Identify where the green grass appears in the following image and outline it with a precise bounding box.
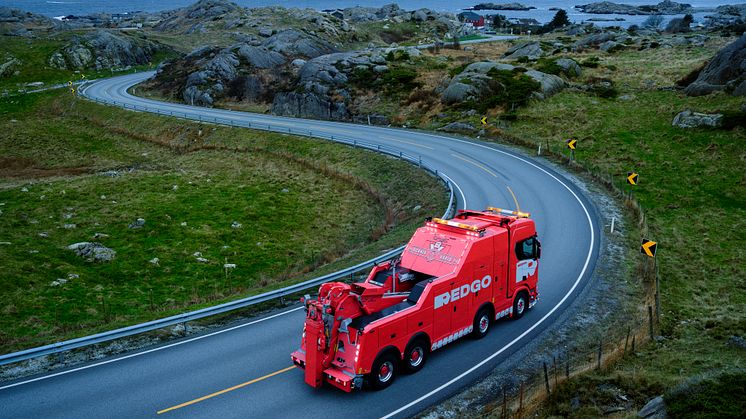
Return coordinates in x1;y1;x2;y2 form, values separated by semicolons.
0;91;447;353
445;34;490;42
502;39;746;414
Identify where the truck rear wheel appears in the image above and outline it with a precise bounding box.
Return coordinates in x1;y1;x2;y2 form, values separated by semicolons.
472;307;492;339
369;352;398;390
402;339;428;374
512;292;528;320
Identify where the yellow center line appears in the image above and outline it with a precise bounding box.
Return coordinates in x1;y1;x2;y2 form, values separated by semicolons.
450;153;497;178
157;365;296;415
507;186;521;211
381;136;434;150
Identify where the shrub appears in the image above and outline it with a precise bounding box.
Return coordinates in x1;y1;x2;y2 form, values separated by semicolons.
535;58;563;76
382;67;421;92
482;68;541;111
581;56;601;68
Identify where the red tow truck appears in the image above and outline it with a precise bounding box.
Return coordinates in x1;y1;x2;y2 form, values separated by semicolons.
291;207;541;391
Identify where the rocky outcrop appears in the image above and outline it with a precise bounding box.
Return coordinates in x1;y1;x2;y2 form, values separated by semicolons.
472;3;536;11
576;1;697;15
684;34;746;96
262;29;336;58
49;30;166;70
438;122;476;133
155;0;241;32
672;110;724;128
442;61;565;104
503;41;543;60
555;58;582;77
271;92;349;120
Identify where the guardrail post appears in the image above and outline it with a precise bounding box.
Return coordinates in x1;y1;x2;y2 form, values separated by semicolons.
418;156;422;168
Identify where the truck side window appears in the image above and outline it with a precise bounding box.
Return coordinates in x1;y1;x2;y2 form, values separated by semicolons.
516;237;536;261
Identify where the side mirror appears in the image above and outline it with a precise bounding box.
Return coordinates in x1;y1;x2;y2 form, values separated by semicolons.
534;240;542;259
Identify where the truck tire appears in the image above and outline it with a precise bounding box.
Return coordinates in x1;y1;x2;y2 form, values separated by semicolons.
512;291;529;320
472;307;492;339
402;339;428;374
369;352;398;390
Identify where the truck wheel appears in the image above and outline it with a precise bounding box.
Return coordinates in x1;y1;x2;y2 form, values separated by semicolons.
512;292;528;320
402;339;428;374
369;352;398;390
472;307;491;339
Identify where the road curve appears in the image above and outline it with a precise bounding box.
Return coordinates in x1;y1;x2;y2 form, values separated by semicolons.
0;72;601;419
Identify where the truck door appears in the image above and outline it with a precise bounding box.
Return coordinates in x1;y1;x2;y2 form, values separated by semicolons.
432;282;453;346
508;228;540;297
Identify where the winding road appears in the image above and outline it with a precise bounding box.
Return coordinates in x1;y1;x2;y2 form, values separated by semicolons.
0;72;601;419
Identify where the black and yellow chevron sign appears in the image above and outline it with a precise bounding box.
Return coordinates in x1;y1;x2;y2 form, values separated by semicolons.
481;116;487;125
627;172;639;185
566;139;577;150
641;239;657;258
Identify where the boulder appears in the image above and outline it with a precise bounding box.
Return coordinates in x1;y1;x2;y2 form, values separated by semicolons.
555;58;582;77
0;57;21;77
525;70;566;99
637;395;667;419
503;41;543;60
684;34;746;97
672;110;723;128
68;242;116;263
599;40;622;52
573;32;617;49
438;122;476;133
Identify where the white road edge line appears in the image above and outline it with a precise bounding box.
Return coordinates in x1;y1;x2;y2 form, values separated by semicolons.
0;307;304;391
381;143;596;419
83;74;597;417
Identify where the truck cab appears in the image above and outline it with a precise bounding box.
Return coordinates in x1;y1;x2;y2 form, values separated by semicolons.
291;208;540;392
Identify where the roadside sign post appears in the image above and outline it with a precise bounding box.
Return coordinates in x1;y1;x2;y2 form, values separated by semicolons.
566;139;577;161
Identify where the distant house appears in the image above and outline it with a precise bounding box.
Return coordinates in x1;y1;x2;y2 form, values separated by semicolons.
458;11;485;28
509;18;541;26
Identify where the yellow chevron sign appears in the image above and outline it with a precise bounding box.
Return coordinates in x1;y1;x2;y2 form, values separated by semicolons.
641;239;657;257
627;172;639;185
566;139;577;150
481;116;487;125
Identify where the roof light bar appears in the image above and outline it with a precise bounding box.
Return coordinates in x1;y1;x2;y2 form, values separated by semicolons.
487;207;531;218
431;217;481;232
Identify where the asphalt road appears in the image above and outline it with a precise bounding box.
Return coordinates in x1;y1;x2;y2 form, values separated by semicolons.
0;72;601;419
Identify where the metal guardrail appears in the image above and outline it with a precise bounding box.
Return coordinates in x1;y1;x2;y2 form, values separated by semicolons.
0;92;456;367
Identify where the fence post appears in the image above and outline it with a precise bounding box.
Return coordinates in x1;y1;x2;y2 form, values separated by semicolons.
655;260;661;320
632;335;636;353
624;327;630;356
501;386;507;418
597;338;602;370
519;381;524;412
565;351;570;378
543;361;550;395
648;306;654;340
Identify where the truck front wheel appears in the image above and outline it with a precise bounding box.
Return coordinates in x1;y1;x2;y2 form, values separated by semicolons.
369;352;398;390
512;291;529;320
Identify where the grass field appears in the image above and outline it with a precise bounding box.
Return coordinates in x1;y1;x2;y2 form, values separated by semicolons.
499;39;746;414
0;91;447;353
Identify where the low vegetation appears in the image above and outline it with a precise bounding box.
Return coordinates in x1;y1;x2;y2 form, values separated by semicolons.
0;91;447;353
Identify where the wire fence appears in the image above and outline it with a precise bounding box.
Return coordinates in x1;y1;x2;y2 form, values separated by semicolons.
469;134;659;418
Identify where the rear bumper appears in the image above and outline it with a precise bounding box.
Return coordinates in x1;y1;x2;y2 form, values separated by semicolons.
291;350;362;392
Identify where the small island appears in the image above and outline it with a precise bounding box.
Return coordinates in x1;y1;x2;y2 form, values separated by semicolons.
469;3;537;11
574;0;708;15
